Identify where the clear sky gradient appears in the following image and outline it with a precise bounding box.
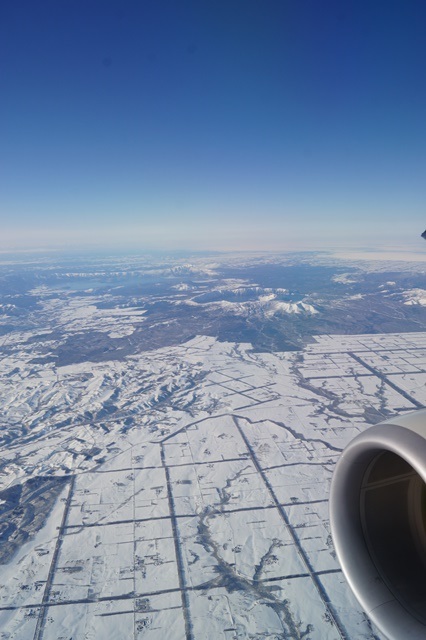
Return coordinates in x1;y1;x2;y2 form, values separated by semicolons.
1;0;426;251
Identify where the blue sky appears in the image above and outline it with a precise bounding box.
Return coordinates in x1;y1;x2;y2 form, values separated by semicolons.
1;0;426;251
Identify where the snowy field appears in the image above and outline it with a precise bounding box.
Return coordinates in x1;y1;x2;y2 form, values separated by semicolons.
1;329;425;639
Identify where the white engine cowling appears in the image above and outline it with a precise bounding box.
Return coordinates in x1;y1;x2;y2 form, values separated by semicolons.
330;409;426;640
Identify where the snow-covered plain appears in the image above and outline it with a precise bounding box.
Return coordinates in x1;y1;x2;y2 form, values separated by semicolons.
1;327;426;639
0;249;425;638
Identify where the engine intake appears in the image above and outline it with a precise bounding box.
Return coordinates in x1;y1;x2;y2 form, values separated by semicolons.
330;409;426;640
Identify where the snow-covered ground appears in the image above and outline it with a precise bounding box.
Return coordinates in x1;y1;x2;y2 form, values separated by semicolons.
1;329;425;639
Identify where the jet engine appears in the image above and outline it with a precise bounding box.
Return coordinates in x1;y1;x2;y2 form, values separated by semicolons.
330;409;426;640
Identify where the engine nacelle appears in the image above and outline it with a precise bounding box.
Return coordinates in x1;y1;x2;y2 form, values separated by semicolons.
330;409;426;640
